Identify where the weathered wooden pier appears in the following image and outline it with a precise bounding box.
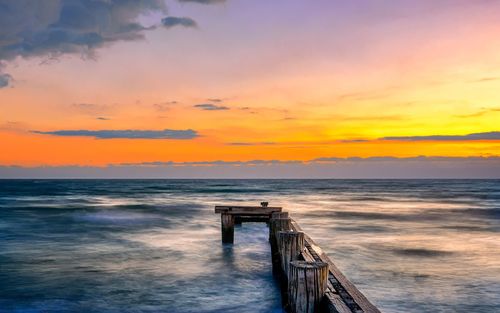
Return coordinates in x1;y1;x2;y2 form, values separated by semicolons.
215;203;381;313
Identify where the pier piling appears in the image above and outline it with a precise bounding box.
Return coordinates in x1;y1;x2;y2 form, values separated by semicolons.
221;213;235;243
288;261;329;313
269;217;292;245
277;231;305;279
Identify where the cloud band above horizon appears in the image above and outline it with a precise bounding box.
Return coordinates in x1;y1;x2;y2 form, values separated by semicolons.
32;129;199;139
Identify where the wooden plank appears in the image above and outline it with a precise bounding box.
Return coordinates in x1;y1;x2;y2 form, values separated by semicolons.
291;220;381;313
325;292;353;313
302;240;352;313
215;205;282;214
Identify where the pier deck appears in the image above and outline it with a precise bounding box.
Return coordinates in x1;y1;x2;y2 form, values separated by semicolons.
215;203;380;313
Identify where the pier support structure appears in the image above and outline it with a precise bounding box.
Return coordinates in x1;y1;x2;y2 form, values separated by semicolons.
288;261;329;313
214;203;381;313
277;231;305;279
221;213;235;244
215;204;282;244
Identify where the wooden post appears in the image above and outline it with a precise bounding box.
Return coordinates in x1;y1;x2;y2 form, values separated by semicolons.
277;231;304;279
269;217;291;244
221;213;235;244
269;217;292;273
288;261;329;313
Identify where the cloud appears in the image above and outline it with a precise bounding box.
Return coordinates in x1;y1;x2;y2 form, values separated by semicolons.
2;156;499;179
31;129;198;139
0;1;167;63
96;117;110;121
0;1;220;82
381;131;500;141
178;0;226;4
470;77;500;83
455;107;500;118
340;139;370;143
122;159;301;166
194;103;229;110
161;17;198;29
153;101;178;111
0;73;11;88
227;142;276;146
207;98;223;103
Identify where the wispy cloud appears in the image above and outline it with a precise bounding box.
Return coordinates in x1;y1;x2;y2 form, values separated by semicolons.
153;101;178;111
469;77;500;83
96;117;110;121
207;98;224;103
161;17;198;29
194;103;229;111
227;142;276;146
71;103;110;115
32;129;198;140
381;131;500;141
455;107;500;118
340;139;370;143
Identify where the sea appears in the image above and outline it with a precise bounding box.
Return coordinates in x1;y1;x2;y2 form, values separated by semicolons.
0;179;498;313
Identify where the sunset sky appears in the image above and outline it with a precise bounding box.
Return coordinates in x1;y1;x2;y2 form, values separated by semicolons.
1;0;499;178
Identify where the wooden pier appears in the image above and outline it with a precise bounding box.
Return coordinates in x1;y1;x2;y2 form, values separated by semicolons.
215;203;381;313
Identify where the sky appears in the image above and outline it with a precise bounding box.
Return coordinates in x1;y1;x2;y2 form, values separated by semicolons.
1;0;500;178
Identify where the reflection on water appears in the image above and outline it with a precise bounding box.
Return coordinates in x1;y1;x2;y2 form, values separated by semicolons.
0;179;499;313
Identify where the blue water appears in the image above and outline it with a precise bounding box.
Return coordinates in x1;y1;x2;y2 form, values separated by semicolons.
0;180;499;313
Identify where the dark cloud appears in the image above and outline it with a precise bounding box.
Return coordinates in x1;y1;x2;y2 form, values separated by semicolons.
194;103;229;110
0;1;222;83
178;0;226;4
32;129;198;139
96;117;110;120
161;17;198;29
381;131;500;141
0;73;11;88
0;0;167;62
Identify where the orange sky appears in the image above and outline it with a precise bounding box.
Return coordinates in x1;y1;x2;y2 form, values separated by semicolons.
1;0;499;168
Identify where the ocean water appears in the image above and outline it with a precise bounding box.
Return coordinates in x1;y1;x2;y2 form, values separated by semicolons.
0;180;498;313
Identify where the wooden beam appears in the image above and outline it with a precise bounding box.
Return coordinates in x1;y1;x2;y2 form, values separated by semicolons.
235;216;270;223
215;205;282;215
